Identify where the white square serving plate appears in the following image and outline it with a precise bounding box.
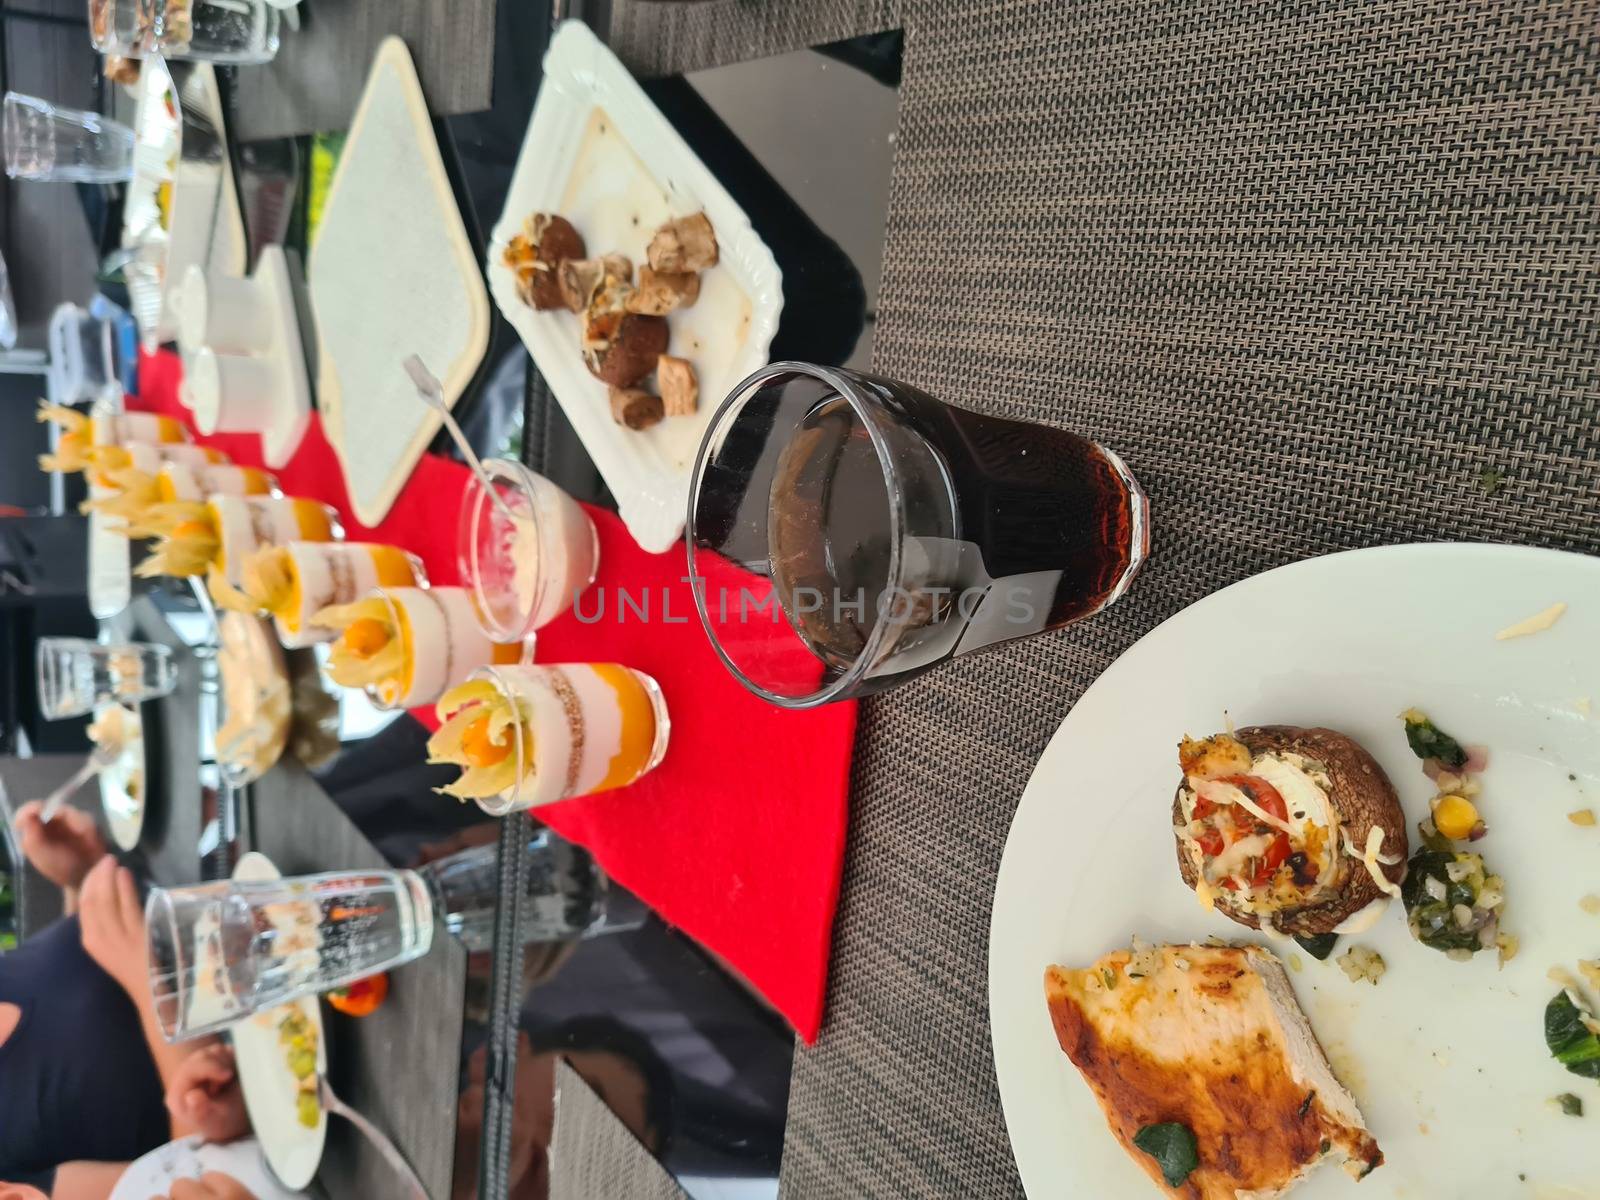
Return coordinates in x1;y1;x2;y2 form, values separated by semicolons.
489;20;783;554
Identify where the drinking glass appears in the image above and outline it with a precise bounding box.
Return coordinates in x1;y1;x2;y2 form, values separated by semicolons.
687;362;1150;707
3;93;135;183
422;830;646;954
145;868;434;1041
459;458;599;641
90;0;281;64
36;637;177;719
466;664;669;816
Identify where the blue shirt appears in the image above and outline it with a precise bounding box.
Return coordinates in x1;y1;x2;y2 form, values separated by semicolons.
0;915;168;1189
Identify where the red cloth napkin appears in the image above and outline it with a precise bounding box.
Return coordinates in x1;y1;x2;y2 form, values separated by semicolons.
128;349;855;1041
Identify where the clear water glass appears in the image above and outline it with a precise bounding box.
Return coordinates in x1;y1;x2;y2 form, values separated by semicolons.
36;637;178;719
145;868;435;1041
3;93;135;183
422;830;645;954
90;0;281;64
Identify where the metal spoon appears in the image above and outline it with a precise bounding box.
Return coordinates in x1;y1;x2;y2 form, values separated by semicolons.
38;744;120;823
316;1074;429;1200
403;354;516;522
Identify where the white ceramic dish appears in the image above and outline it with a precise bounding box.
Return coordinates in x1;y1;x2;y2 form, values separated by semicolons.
488;19;783;554
214;612;290;786
989;544;1600;1200
230;852;328;1192
310;36;491;528
95;702;146;852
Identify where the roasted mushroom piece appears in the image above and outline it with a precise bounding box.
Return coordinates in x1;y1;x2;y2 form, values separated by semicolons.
624;267;701;316
609;387;665;431
559;253;633;314
646;213;719;274
657;355;699;417
502;214;586;310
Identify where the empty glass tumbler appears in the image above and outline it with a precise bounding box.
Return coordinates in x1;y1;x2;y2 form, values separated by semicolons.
3;93;135;183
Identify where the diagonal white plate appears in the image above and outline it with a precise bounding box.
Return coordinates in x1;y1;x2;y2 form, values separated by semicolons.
990;544;1600;1200
489;20;782;554
96;702;146;852
311;36;491;528
230;852;328;1192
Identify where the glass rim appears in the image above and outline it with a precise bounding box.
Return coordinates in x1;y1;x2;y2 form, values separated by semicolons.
465;663;527;817
461;456;544;643
144;884;189;1041
686;360;908;709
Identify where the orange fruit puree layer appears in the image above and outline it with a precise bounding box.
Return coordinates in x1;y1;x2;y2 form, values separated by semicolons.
491;641;523;665
292;500;335;541
369;545;418;587
591;664;657;792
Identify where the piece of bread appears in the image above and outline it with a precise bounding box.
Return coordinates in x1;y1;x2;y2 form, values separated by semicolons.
656;355;698;417
646;213;719;273
1046;943;1382;1199
1173;726;1407;937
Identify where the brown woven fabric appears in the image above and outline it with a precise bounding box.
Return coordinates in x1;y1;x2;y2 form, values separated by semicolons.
612;1;1600;1196
608;0;900;76
549;1062;688;1200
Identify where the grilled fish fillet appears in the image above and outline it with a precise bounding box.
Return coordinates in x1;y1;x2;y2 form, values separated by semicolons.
1045;943;1382;1199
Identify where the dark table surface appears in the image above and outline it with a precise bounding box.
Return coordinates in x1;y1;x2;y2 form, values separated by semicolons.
229;0;499;141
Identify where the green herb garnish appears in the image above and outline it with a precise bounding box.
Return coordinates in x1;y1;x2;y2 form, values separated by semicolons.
1555;1092;1584;1116
1479;468;1506;496
1401;711;1467;769
1295;933;1339;961
1132;1122;1199;1188
1400;849;1491;955
1545;991;1600;1079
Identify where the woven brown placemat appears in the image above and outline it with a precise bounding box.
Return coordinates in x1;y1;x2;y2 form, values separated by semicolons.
610;2;1600;1196
607;0;899;76
549;1061;688;1200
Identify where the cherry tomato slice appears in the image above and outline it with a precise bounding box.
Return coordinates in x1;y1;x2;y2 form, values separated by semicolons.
1217;774;1288;825
1195;827;1224;857
1251;833;1291;887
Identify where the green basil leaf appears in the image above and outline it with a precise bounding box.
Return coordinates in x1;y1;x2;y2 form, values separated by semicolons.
1402;715;1468;768
1133;1122;1199;1188
1555;1093;1584;1116
1545;991;1600;1079
1294;933;1339;961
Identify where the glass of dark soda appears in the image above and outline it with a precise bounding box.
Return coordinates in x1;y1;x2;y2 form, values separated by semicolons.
686;362;1150;707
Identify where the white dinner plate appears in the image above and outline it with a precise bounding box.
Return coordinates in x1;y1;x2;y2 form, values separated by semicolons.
990;544;1600;1200
230;852;328;1192
489;19;783;553
95;702;146;852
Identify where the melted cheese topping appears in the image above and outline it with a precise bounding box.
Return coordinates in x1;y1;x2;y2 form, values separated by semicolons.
1495;601;1566;640
1343;826;1403;898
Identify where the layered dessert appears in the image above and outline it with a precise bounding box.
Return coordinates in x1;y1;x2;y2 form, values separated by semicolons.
428;663;669;812
86;460;275;527
133;495;338;580
315;586;523;709
37;401;189;473
210;541;425;648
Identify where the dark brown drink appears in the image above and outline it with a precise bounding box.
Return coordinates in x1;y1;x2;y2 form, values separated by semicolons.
690;365;1149;706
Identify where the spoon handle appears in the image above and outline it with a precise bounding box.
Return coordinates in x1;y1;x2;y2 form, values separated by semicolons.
39;754;104;823
318;1077;429;1200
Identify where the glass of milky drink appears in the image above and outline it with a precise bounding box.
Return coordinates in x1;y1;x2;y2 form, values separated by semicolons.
315;585;525;710
459;458;599;640
213;541;427;648
428;663;670;815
